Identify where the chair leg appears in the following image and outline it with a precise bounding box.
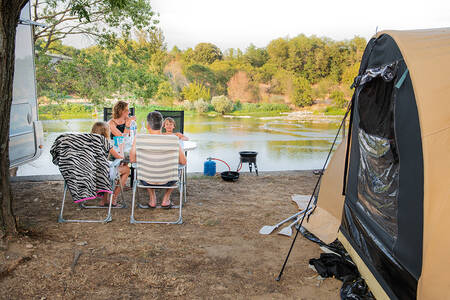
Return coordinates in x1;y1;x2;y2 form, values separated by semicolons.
130;168;184;225
183;170;187;203
58;182;113;223
58;183;68;223
130;179;138;224
176;178;184;224
79;174;127;209
130;187;183;224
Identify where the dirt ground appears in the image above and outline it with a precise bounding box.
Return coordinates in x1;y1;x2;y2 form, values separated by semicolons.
1;171;341;299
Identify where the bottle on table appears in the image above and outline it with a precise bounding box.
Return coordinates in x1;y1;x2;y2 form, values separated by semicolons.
130;120;137;140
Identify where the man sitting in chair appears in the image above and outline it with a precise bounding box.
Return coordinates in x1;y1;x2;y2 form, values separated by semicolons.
130;111;187;208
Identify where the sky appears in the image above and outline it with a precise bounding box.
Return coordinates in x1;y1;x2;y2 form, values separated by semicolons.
68;0;450;51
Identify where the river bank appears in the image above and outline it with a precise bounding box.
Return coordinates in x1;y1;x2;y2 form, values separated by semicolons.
1;171;340;299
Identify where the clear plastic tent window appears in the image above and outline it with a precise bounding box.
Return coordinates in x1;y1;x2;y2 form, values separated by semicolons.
356;61;400;239
357;129;399;238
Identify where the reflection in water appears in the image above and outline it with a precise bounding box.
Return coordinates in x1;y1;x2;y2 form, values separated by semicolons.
17;114;343;176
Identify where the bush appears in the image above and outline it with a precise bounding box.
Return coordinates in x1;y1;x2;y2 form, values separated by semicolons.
211;95;233;114
182;100;194;111
194;98;209;113
181;81;211;101
331;90;347;108
38;103;94;119
324;106;346;115
155;81;175;100
313;78;337;100
234;99;242;111
238;103;290;113
292;76;313;107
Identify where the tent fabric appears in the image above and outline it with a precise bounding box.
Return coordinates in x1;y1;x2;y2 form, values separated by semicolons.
304;28;450;299
304;141;347;244
376;29;450;300
345;34;423;299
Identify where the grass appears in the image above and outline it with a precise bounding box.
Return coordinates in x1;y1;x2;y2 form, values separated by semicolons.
311;106;346;116
323;106;346;115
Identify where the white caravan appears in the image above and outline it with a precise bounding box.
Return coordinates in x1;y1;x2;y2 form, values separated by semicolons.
9;2;44;169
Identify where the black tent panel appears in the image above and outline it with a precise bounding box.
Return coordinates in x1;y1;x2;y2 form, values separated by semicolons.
341;34;424;300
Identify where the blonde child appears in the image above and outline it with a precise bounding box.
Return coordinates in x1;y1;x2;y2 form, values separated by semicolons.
91;122;130;207
163;117;189;141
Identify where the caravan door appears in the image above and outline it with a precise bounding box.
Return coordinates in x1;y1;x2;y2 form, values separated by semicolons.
9;2;43;168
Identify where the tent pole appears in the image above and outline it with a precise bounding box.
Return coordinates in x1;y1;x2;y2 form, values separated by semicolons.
276;100;352;282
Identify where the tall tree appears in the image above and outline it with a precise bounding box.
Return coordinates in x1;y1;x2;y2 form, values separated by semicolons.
1;0;153;240
33;0;159;53
192;43;222;64
244;44;268;68
0;0;28;241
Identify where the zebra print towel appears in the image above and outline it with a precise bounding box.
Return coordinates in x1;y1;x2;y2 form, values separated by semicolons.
50;133;113;203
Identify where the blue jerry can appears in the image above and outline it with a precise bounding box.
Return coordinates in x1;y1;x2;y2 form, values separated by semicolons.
203;158;216;176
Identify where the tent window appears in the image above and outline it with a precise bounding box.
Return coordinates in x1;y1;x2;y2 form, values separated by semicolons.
357;76;399;238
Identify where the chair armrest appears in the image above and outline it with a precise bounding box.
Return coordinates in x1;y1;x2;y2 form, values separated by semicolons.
111;158;122;168
109;159;122;181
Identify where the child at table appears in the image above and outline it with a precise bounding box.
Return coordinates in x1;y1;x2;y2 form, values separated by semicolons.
163;117;189;141
91;122;130;207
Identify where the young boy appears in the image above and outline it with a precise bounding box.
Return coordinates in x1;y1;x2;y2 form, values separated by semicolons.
163;117;189;141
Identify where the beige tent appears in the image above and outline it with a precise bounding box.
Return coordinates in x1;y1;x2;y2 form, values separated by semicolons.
304;28;450;299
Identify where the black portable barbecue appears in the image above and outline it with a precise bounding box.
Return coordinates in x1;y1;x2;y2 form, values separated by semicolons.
239;151;258;175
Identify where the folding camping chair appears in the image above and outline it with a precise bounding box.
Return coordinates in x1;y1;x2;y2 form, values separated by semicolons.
51;133;120;223
130;134;185;224
157;110;187;202
156;110;185;134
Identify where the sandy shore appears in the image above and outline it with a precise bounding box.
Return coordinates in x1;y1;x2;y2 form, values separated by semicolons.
1;171;340;299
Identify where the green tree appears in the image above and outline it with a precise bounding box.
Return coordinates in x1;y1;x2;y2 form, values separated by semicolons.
331;90;347;108
244;44;269;67
254;62;277;83
341;63;360;87
33;0;159;52
267;38;289;68
1;0;151;239
209;60;239;95
192;43;223;64
182;81;211;101
211;95;233;114
185;64;216;90
155;81;174;100
292;76;313;107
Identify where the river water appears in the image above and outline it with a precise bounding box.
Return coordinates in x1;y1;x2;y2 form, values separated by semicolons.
17;113;344;176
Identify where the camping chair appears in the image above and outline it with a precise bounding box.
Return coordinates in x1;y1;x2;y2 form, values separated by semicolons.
130;134;185;224
156;110;184;134
157;110;187;202
58;166;119;223
51;133;118;223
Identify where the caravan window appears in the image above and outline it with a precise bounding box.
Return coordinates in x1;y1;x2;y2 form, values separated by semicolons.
357;68;399;239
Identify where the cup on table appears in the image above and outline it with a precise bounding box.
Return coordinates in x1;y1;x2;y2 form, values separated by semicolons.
113;136;124;156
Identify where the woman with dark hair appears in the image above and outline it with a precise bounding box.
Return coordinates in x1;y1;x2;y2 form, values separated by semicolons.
108;100;136;138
